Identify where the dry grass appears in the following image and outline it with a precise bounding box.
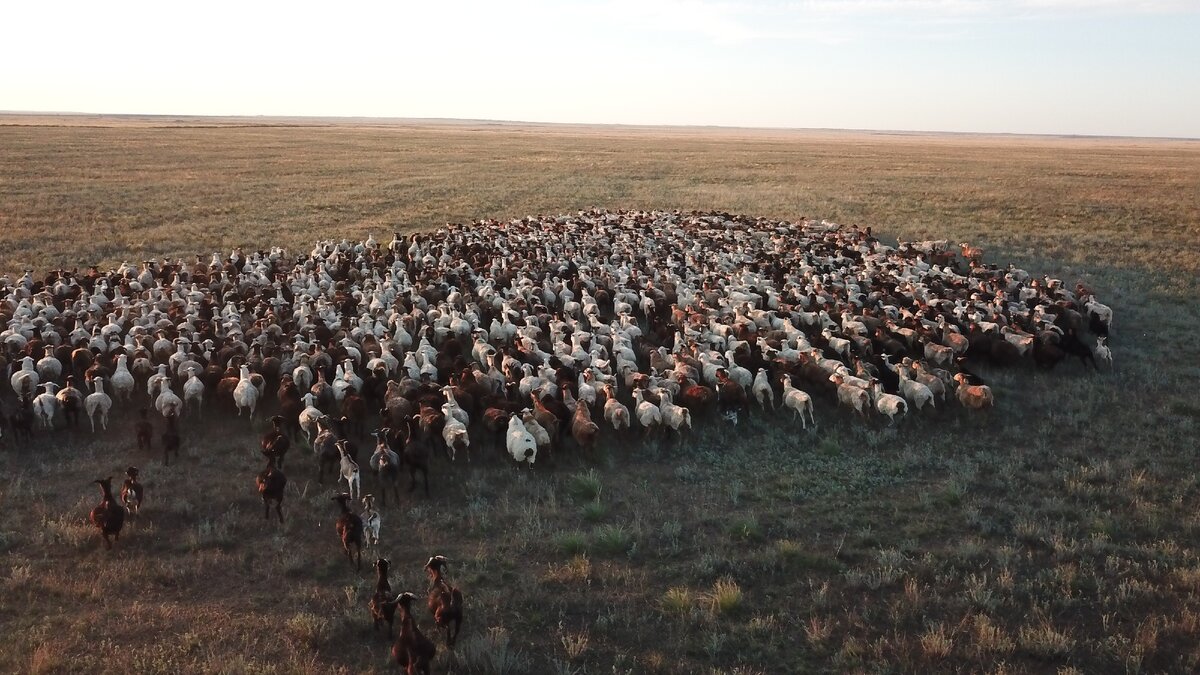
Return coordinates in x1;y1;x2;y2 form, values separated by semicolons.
2;115;1200;673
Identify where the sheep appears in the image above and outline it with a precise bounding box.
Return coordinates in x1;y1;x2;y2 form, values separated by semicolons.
362;494;381;548
1094;336;1112;369
332;492;364;570
154;382;182;419
56;375;85;430
183;366;205;418
338;439;361;502
441;413;470;462
10;356;38;397
1084;298;1113;332
831;375;870;418
85;376;112;432
256;455;286;523
657;390;693;440
120;466;143;515
369;558;397;632
89;477;126;549
233;364;259;420
506;415;538;467
519;409;552;459
571;400;600;453
923;342;955;369
953;373;995;410
425;555;465;647
110;354;135;402
780;375;816;429
870;380;908;425
632;388;663;439
752;368;775;410
298;393;323;444
896;368;935;412
601;384;631;433
33;383;61;430
959;242;984;262
391;592;437;675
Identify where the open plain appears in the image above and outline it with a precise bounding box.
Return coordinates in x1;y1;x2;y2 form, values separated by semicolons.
1;115;1200;674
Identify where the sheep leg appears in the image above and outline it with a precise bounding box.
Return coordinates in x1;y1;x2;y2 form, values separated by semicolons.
101;411;108;431
89;413;96;434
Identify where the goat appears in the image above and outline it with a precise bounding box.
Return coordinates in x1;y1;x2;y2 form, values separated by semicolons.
370;428;403;506
135;408;153;451
120;466;143;515
89;477;126;549
391;592;437;675
425;555;465;647
362;494;381;548
338;439;361;502
1094;336;1112;369
370;558;397;632
161;406;181;465
256;455;287;523
332;492;364;570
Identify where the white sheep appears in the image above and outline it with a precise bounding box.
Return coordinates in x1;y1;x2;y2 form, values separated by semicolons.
1085;298;1113;331
897;369;935;412
85;376;113;432
147;363;170;399
33;382;60;429
632;388;663;438
870;381;908;425
155;381;183;418
506;415;538;466
752;368;775;410
298;393;323;444
656;390;692;437
780;375;815;429
10;356;38;397
183;367;205;418
110;354;135;402
832;375;870;418
602;385;631;432
233;364;259;420
441;414;470;462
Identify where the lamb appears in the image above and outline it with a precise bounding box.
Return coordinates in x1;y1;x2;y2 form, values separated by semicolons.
953;373;995;410
870;380;908;425
85;376;112;432
120;466;143;515
89;477;126;549
256;455;287;523
425;555;465;647
362;494;381;548
780;375;816;429
506;415;538;467
332;492;364;570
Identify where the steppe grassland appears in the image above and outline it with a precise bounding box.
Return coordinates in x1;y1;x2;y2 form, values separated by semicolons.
1;117;1199;673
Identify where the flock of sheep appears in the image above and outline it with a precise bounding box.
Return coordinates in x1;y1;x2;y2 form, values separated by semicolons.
0;208;1114;670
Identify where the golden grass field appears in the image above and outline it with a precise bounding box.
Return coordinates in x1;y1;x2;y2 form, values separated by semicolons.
2;115;1200;674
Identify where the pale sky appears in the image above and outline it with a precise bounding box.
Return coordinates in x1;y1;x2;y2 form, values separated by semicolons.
3;0;1198;137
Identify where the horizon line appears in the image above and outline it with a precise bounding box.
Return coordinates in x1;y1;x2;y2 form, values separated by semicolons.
2;110;1198;143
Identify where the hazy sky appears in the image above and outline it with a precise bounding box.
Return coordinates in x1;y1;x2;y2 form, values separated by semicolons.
3;0;1198;137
